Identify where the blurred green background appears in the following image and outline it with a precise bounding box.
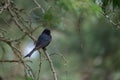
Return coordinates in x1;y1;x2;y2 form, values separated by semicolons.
0;0;120;80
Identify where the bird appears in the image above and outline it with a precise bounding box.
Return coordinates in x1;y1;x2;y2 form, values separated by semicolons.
24;29;52;58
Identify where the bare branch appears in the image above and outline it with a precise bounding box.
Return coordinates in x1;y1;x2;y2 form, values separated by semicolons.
7;6;36;41
43;49;58;80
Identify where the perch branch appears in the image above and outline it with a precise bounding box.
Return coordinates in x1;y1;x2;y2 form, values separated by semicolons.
43;49;58;80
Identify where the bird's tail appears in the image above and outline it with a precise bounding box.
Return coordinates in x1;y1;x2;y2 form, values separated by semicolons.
24;48;36;58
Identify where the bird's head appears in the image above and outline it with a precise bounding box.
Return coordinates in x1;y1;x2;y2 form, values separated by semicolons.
42;29;51;35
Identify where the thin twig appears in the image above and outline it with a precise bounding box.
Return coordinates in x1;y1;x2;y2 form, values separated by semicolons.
32;0;45;13
101;12;120;29
0;60;32;63
25;64;35;79
0;60;21;63
43;49;58;80
24;67;28;80
50;52;68;64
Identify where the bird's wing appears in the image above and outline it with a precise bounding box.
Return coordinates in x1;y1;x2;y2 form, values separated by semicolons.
35;34;51;48
35;41;50;49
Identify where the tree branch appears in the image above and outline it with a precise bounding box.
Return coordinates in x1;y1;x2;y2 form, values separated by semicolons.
43;49;58;80
0;60;32;63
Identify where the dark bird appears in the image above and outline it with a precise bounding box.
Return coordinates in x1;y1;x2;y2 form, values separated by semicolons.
24;29;52;58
